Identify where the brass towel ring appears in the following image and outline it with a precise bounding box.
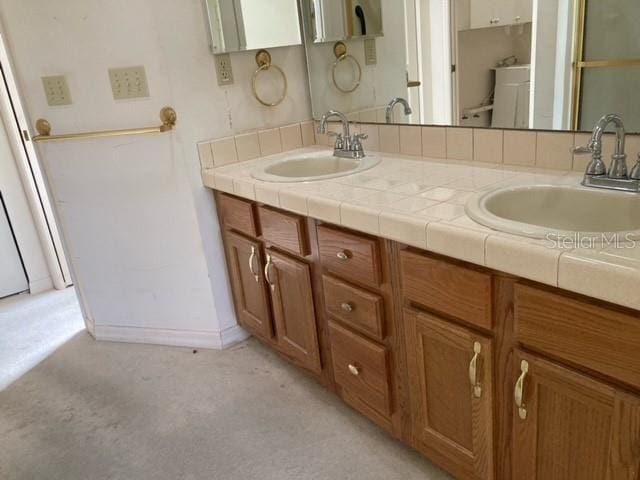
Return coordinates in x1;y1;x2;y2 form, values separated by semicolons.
332;42;362;94
252;49;288;107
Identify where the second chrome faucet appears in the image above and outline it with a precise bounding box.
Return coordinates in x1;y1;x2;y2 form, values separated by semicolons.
574;113;640;192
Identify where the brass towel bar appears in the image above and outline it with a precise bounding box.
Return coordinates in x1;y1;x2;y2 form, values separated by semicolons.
32;106;177;142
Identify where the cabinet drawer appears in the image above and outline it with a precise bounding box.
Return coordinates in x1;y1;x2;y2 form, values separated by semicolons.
514;284;640;390
328;321;391;416
257;205;308;256
401;250;492;329
317;225;381;287
322;276;384;341
218;193;257;237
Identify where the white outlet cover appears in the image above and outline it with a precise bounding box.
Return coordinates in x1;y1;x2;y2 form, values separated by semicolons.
215;53;234;86
108;66;150;100
364;39;377;66
42;75;72;106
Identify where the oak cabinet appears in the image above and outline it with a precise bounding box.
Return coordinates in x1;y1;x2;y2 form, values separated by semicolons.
405;308;495;480
265;249;322;374
223;230;272;340
512;350;640;480
216;191;640;480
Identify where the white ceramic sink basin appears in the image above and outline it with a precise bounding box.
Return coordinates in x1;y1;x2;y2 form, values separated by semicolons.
466;184;640;239
251;150;381;183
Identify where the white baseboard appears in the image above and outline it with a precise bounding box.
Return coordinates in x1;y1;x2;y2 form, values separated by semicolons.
94;323;250;350
29;276;53;294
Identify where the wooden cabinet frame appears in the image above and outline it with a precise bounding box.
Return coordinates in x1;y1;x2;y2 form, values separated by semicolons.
214;191;640;480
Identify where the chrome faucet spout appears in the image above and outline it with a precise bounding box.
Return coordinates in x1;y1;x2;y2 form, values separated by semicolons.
385;98;412;123
319;110;350;139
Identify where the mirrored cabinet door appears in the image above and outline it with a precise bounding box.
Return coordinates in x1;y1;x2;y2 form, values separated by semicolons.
203;0;302;53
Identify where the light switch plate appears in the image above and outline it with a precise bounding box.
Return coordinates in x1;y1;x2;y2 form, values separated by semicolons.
42;75;72;106
215;53;234;86
108;66;150;100
364;39;377;66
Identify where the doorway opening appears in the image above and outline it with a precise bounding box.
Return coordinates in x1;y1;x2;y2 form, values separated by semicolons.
0;31;85;390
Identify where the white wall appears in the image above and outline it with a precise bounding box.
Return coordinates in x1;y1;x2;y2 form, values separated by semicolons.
0;0;312;348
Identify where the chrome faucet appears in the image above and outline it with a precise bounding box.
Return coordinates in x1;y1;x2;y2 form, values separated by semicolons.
319;110;368;159
574;113;640;192
385;97;412;123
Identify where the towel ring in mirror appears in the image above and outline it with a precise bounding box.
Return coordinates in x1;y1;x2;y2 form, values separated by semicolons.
252;49;288;107
332;42;362;94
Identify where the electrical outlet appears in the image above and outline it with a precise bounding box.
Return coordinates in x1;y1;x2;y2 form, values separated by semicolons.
42;75;72;106
108;66;150;100
364;39;377;66
215;53;234;86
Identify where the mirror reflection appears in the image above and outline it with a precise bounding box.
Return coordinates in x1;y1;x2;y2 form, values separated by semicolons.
204;0;302;53
301;0;640;132
306;0;384;43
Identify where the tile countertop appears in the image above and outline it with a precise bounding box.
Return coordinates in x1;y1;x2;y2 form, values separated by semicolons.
203;146;640;312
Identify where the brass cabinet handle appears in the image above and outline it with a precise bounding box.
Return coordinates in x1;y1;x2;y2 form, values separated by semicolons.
514;360;529;420
249;246;259;283
341;302;354;313
468;341;482;398
336;251;350;261
264;254;275;291
348;364;360;376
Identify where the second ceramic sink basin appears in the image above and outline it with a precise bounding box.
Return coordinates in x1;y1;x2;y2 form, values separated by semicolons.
466;184;640;239
252;150;381;183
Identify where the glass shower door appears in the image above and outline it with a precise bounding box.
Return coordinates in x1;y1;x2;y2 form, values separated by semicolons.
574;0;640;131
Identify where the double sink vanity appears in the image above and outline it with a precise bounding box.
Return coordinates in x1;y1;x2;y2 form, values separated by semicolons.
204;113;640;480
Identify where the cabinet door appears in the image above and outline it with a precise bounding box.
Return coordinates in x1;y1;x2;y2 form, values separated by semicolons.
493;0;516;26
515;0;533;24
266;249;322;374
224;231;273;340
405;308;494;480
470;0;495;29
512;350;640;480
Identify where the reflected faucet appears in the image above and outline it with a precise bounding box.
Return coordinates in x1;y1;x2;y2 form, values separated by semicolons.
385;98;412;123
573;113;640;192
319;110;367;159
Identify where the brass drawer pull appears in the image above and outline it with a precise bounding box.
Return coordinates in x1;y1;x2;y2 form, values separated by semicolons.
468;341;482;398
514;360;529;420
348;364;360;376
264;254;275;291
341;302;354;313
336;250;350;261
249;246;259;283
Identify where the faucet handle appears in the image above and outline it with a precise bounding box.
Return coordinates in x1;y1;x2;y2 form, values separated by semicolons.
350;133;368;156
629;154;640;180
572;145;593;155
328;131;344;150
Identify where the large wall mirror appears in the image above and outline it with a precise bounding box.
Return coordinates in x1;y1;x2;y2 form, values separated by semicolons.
301;0;640;133
204;0;302;53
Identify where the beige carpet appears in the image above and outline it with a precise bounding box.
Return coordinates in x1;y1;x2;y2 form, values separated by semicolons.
0;333;452;480
0;287;84;390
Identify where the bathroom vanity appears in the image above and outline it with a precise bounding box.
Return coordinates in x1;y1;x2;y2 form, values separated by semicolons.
212;184;640;480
